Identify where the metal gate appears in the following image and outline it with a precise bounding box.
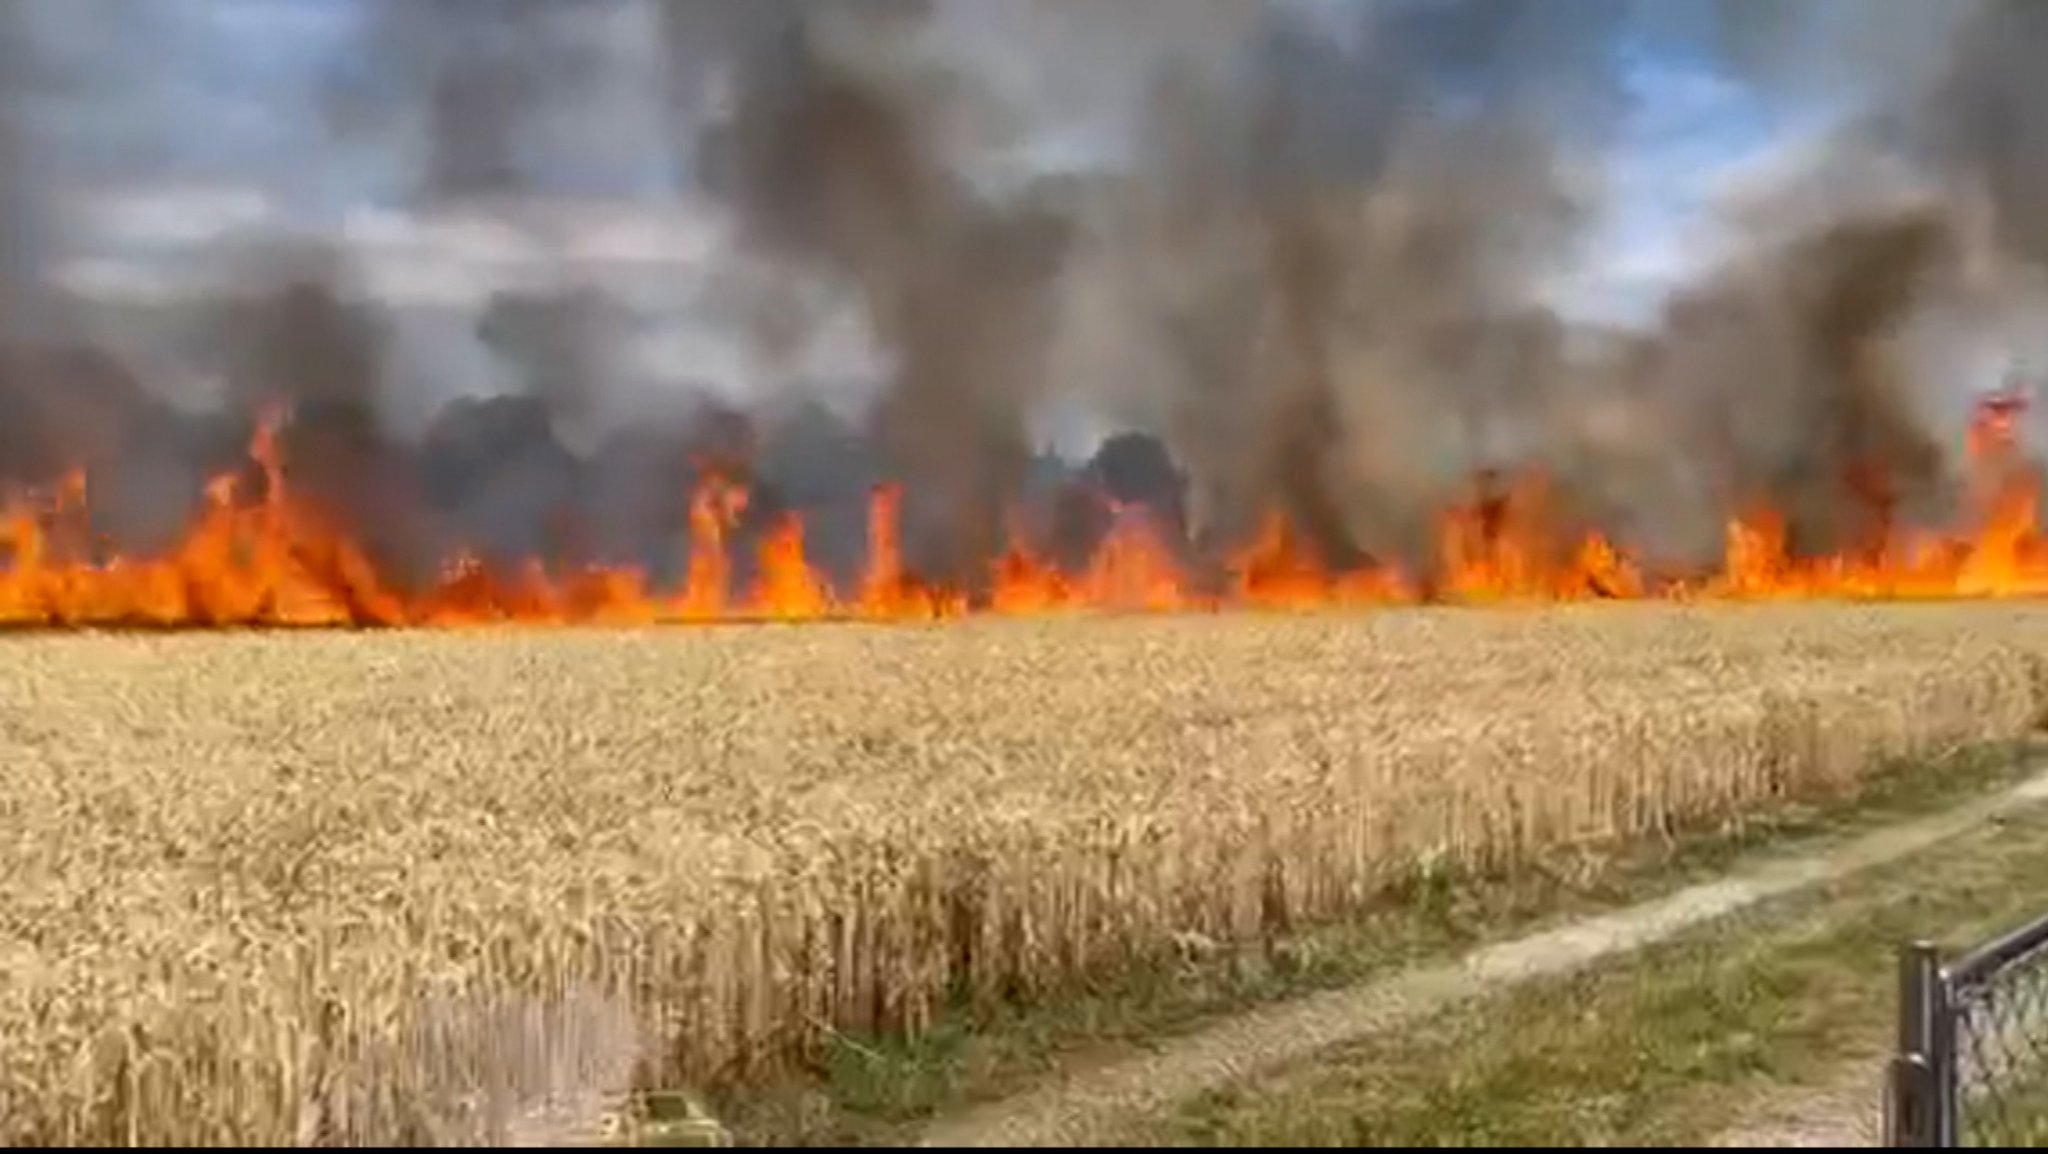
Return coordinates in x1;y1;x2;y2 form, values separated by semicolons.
1887;917;2048;1146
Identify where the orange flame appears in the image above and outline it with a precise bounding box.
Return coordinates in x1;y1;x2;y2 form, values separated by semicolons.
4;410;2048;629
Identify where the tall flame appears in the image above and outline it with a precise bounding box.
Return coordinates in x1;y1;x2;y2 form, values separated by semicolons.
3;399;2047;629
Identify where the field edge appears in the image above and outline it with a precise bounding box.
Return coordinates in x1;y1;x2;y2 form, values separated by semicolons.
707;739;2044;1147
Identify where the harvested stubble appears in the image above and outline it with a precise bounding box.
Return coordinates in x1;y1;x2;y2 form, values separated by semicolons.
3;604;2047;1144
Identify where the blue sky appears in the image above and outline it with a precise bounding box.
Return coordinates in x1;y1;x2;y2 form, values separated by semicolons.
36;0;1805;327
1558;38;1788;324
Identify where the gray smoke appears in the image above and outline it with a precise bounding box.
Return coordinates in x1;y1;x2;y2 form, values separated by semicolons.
663;1;1624;591
342;0;623;204
1915;1;2048;269
0;1;250;554
0;2;46;341
652;1;1929;595
1601;0;2048;568
2;0;2048;604
678;0;1076;595
1635;210;1958;564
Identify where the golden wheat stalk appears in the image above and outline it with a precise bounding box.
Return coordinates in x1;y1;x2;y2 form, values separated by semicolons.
1;604;2042;1144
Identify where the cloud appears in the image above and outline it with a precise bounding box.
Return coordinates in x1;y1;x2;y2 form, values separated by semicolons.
1546;50;1791;326
63;181;744;301
68;183;283;247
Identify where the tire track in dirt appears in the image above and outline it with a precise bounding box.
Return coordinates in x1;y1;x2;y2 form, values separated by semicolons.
914;768;2048;1148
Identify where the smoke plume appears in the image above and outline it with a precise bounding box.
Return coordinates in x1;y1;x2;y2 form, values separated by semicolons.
2;0;2048;599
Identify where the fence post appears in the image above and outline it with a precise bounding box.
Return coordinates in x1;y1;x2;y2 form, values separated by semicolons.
1928;958;1959;1149
1890;940;1950;1147
1889;1053;1937;1147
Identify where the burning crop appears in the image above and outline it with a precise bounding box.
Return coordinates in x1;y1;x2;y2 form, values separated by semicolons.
1;2;2047;633
0;390;2045;628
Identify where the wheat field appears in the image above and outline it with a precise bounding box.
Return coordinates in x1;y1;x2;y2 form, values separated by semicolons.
2;604;2046;1144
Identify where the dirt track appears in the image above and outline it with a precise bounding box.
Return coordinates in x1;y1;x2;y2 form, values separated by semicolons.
912;769;2048;1148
